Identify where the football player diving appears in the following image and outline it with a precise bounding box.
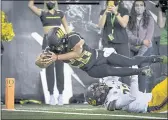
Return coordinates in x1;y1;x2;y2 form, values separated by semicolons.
85;72;168;113
35;27;167;78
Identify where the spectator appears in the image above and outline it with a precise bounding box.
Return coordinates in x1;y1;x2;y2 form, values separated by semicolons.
28;0;70;105
127;0;155;92
98;0;130;85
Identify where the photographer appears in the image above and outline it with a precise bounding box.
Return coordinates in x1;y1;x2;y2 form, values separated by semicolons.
98;0;130;85
157;1;167;28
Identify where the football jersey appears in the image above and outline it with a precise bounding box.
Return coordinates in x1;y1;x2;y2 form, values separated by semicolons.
103;76;152;113
63;32;97;71
103;77;136;110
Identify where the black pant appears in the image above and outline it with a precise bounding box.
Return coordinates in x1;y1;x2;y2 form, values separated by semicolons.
46;61;64;95
104;42;130;85
86;51;156;78
43;35;64;95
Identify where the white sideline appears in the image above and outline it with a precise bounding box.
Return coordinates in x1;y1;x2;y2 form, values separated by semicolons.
2;109;167;119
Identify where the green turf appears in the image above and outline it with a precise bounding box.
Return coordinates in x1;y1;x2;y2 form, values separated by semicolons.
1;104;168;119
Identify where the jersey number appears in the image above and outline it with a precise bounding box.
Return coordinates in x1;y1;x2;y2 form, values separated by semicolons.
69;50;92;68
121;84;130;94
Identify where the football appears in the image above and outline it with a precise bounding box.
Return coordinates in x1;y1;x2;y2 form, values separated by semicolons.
35;52;53;68
41;52;52;59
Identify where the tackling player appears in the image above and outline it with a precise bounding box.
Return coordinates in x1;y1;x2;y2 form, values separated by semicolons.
85;72;167;113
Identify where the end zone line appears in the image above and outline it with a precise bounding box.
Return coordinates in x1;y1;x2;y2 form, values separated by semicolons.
2;109;167;119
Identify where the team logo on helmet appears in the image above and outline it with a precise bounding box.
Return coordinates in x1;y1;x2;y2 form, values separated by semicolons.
47;27;68;54
55;27;65;39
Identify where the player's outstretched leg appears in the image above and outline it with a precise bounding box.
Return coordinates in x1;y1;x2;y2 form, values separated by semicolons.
86;64;153;78
106;53;168;67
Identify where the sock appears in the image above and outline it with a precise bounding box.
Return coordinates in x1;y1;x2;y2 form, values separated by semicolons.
130;75;139;97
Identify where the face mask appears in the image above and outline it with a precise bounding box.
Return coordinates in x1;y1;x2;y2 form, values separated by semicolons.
135;6;145;15
46;2;55;10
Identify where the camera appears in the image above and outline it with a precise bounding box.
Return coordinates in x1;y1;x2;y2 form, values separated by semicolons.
156;0;168;13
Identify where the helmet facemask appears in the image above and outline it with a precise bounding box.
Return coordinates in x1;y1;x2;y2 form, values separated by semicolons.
85;83;109;106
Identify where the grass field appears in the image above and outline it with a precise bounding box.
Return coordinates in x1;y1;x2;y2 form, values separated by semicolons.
1;104;167;119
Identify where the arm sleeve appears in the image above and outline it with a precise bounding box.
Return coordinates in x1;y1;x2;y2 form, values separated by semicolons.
69;33;83;48
144;16;154;41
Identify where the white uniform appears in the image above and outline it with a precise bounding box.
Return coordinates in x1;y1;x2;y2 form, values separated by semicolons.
101;49;152;113
102;76;152;113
